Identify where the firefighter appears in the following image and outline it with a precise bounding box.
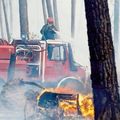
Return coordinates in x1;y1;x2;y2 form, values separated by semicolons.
40;17;57;40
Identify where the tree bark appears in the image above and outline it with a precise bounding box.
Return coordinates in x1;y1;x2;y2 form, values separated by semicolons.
19;0;29;40
84;0;120;119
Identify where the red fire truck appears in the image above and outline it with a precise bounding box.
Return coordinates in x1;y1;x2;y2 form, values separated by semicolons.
0;39;88;91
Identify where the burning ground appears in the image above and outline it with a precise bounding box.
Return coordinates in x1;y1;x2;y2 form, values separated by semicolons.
0;79;94;120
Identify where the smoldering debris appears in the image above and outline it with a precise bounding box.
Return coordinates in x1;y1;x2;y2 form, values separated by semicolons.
0;80;89;120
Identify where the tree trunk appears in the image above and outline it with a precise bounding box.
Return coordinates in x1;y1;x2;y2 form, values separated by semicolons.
19;0;29;40
41;0;47;24
2;0;11;42
9;0;13;37
45;0;53;18
7;54;16;81
53;0;59;30
84;0;120;120
71;0;76;38
0;0;4;38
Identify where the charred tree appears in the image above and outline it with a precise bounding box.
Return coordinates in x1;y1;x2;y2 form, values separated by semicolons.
53;0;59;30
7;54;16;81
84;0;120;120
42;0;47;24
19;0;29;40
2;0;11;42
45;0;53;18
9;0;13;36
71;0;76;38
0;0;4;38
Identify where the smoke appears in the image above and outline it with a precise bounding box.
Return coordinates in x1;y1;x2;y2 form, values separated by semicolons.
0;80;39;120
0;80;88;120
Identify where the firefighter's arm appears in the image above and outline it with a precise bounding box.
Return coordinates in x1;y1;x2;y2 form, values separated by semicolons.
52;25;58;31
40;25;47;34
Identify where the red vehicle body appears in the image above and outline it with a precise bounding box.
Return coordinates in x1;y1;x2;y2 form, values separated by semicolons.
0;39;88;89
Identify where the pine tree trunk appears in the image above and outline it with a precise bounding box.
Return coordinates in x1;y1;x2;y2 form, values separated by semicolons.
2;0;11;42
84;0;120;119
0;0;4;38
9;0;13;37
71;0;76;38
53;0;59;30
45;0;53;18
41;0;47;24
19;0;29;40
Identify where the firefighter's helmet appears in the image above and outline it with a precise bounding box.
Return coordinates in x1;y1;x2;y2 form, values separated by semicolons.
47;17;54;24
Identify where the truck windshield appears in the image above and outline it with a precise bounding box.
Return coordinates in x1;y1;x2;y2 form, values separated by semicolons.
47;44;65;61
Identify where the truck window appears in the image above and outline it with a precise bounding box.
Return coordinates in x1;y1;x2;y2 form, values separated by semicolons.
48;45;65;61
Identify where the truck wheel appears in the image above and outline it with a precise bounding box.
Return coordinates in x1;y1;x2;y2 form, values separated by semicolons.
57;77;86;93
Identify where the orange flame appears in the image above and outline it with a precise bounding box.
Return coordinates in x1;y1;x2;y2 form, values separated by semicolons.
59;94;94;119
79;94;94;119
37;88;94;119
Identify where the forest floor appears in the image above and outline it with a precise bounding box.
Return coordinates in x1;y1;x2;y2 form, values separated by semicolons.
0;79;87;120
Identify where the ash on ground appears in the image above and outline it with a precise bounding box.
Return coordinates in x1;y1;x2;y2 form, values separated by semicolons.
0;79;91;120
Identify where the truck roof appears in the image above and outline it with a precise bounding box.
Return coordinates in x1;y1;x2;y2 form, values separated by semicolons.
40;39;69;45
11;39;69;46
